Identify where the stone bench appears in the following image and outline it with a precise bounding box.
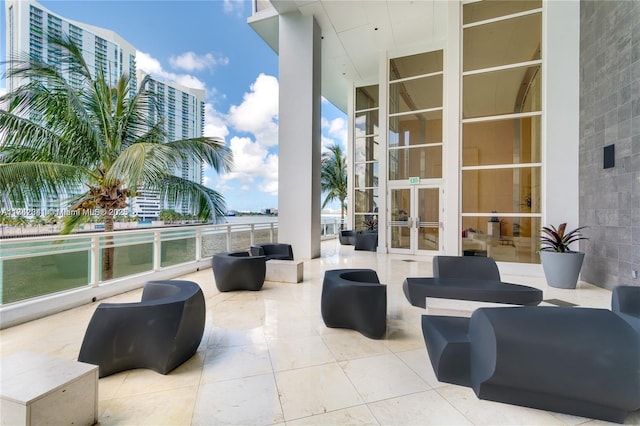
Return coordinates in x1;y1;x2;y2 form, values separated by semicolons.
1;351;98;426
265;259;303;283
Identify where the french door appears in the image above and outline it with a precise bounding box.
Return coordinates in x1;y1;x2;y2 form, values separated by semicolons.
388;185;442;254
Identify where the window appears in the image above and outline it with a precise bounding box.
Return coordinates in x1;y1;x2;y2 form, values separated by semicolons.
353;85;379;230
388;50;444;181
461;0;542;264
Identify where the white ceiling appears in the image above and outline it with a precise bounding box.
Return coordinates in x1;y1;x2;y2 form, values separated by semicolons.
248;0;446;112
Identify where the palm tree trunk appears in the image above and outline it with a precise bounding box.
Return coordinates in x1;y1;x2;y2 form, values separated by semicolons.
102;212;114;280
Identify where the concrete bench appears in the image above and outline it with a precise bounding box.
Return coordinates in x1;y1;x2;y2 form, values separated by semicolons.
265;259;303;283
1;351;98;426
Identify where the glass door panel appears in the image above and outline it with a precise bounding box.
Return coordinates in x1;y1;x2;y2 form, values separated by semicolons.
389;186;441;254
390;189;411;250
417;188;440;252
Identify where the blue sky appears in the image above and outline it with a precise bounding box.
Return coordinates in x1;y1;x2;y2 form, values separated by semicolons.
0;0;347;213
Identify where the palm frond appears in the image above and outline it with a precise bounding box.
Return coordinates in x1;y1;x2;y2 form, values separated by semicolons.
0;162;87;208
147;175;227;220
163;137;233;173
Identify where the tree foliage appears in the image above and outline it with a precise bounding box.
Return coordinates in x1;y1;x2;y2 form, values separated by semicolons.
320;143;347;224
0;33;233;278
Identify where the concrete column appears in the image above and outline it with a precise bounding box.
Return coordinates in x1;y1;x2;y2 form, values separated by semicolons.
278;12;322;259
543;0;580;231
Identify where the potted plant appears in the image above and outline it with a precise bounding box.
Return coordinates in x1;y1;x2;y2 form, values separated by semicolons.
539;223;588;289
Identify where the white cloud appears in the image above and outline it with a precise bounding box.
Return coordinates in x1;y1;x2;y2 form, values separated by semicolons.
204;103;229;139
223;0;244;15
169;52;229;72
136;51;206;91
219;136;278;194
323;116;348;149
227;74;279;147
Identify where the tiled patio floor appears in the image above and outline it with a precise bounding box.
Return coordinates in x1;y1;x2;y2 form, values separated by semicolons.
1;239;637;425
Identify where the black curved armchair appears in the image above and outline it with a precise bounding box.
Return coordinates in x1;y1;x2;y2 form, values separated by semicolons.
78;280;206;378
249;243;294;260
321;269;387;339
212;250;266;292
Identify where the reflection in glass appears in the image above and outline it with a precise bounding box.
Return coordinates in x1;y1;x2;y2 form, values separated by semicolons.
389;110;442;147
390;188;411;249
355;85;379;110
461;216;541;264
160;238;196;267
389;146;442;180
463;65;541;119
354;162;379;188
390;50;443;80
417;188;439;251
2;251;89;303
462;167;541;214
355;110;379;136
463;0;541;25
355;136;379;162
462;116;541;166
389;74;443;114
464;13;541;72
111;243;153;279
354;189;378;213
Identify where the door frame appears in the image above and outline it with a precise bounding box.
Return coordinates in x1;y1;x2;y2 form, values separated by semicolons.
387;183;443;255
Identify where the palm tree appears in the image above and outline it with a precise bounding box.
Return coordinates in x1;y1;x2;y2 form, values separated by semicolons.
320;143;347;227
31;215;46;233
0;34;233;279
14;215;28;235
45;211;58;232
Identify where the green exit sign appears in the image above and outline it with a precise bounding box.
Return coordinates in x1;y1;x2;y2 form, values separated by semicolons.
409;177;420;184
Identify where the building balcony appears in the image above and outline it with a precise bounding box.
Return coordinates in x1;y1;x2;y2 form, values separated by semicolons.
1;231;630;425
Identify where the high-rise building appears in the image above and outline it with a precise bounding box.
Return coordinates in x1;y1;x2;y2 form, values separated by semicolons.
134;72;206;221
4;0;206;221
5;0;137;94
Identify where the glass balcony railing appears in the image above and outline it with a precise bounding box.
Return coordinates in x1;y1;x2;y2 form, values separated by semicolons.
0;217;344;307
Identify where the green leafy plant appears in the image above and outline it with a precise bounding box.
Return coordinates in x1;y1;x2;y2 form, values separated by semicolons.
362;217;378;231
540;223;588;253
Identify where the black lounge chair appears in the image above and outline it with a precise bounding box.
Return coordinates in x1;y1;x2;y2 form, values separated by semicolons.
421;303;640;423
212;250;266;292
321;269;386;339
339;230;357;245
78;280;206;378
249;243;294;260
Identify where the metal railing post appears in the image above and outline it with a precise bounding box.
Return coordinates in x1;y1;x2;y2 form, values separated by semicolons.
226;225;232;251
250;224;255;246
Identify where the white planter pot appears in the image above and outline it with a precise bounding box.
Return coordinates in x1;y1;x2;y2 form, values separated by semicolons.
540;250;585;289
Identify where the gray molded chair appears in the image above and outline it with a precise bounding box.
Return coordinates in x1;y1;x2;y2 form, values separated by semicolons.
421;304;640;423
78;280;205;378
321;269;387;339
212;250;266;292
339;230;357;245
249;243;293;260
612;285;640;333
433;255;501;281
468;306;640;424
